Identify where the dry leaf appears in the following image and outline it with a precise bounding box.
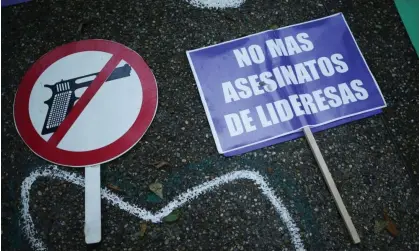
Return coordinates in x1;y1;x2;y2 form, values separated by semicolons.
163;209;181;223
386;221;399;237
139;222;147;237
147;193;163;203
267;167;274;174
374;220;388;234
269;24;279;30
149;182;163;199
152;161;171;169
107;184;122;192
384;209;399;237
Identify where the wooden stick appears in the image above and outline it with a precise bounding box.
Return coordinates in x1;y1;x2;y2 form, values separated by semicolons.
85;165;101;244
303;126;361;244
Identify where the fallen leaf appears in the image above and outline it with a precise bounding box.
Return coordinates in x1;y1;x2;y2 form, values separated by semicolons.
374;220;388;234
269;24;279;30
107;184;122;192
267;167;274;174
149;182;163;199
384;209;399;237
163;209;181;223
139;222;147;238
152;161;171;169
386;221;399;237
146;193;162;203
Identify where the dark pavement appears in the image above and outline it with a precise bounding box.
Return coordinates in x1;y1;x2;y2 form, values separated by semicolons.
2;0;419;250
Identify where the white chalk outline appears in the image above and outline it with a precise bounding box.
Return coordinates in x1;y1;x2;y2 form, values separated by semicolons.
185;0;245;9
21;166;305;251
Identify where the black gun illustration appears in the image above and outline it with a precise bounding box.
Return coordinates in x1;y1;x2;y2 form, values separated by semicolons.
41;64;131;135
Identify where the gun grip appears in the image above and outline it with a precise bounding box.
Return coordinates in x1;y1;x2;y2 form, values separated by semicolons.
41;90;76;135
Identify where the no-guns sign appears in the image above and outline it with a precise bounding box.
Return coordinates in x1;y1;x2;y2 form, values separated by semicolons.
14;40;158;167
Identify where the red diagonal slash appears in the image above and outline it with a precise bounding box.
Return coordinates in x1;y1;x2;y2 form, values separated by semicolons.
48;54;122;146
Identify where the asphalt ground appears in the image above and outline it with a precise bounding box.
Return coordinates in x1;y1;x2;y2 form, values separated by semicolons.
2;0;419;250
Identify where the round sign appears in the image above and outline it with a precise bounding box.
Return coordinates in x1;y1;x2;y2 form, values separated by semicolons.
14;40;158;167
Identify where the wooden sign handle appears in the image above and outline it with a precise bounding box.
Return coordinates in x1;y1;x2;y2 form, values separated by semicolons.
303;126;361;244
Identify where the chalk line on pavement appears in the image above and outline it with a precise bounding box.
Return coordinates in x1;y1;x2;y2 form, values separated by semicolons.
21;166;305;251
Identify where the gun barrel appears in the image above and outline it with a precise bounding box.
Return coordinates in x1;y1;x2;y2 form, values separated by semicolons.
46;64;132;92
107;64;131;81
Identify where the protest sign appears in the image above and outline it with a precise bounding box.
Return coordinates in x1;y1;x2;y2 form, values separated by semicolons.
187;13;386;156
187;13;386;243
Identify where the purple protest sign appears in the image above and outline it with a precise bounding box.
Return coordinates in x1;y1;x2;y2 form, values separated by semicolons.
2;0;31;7
187;13;386;156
